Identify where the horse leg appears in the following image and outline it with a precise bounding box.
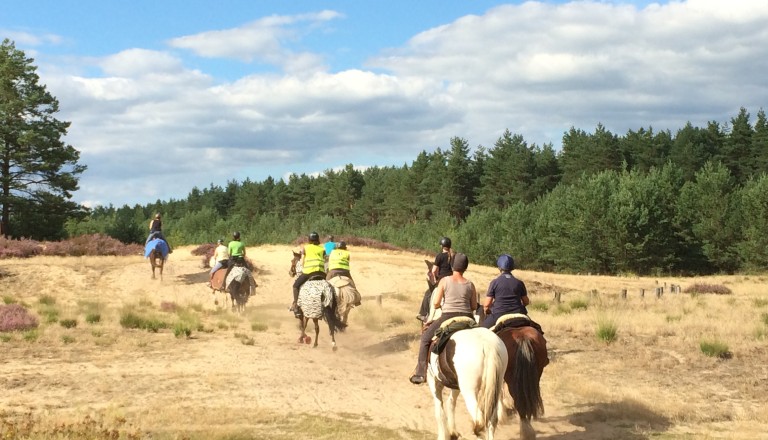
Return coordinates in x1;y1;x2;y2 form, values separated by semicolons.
445;388;460;440
520;419;536;440
328;318;337;352
428;375;450;440
298;317;308;343
312;318;319;348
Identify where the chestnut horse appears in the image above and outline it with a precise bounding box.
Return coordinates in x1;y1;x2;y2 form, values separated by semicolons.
494;316;549;440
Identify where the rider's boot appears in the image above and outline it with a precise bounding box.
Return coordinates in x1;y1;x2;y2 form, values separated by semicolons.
409;360;427;385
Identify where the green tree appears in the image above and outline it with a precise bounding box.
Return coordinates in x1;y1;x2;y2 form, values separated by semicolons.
735;174;768;270
752;109;768;174
720;107;753;184
0;39;86;238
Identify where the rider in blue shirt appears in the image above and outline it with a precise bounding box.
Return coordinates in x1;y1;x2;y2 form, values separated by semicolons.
481;254;529;328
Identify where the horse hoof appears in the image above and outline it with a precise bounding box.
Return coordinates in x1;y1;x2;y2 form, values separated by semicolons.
332;345;338;352
298;337;305;344
304;336;312;344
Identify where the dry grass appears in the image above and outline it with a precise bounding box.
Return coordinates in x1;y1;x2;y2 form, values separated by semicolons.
0;246;766;439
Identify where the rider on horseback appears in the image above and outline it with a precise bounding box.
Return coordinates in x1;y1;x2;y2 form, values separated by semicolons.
480;254;529;329
326;240;352;281
146;213;172;253
291;232;326;312
210;238;229;277
416;237;455;322
410;253;477;385
228;231;246;265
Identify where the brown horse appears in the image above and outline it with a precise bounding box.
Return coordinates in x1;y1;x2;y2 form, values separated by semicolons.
495;321;549;440
149;248;165;280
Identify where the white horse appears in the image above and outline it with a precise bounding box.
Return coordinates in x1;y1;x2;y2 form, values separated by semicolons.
428;326;508;440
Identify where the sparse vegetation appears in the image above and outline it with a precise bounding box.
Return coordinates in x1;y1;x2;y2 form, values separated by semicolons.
2;295;15;304
85;313;101;324
173;322;192;339
700;339;731;359
569;298;589;311
119;310;169;333
528;301;549;312
251;322;268;332
684;283;732;295
60;318;78;329
38;295;56;306
0;304;39;332
61;334;75;344
596;316;618;343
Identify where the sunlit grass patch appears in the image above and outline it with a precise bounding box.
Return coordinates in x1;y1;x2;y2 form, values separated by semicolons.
753;298;768;308
700;339;731;359
38;295;56;306
60;318;78;329
354;305;409;331
2;295;16;304
569;298;589;311
529;301;549;312
595;315;618;343
85;313;101;324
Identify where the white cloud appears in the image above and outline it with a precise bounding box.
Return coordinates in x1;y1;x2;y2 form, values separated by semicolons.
22;1;768;207
167;10;342;73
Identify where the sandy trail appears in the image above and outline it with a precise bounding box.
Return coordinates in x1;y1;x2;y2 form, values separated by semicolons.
1;245;766;439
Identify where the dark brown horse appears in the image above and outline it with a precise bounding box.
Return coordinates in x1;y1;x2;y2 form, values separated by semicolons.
495;322;549;440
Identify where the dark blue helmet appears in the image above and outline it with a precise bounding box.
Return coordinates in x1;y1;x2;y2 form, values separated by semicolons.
497;254;514;271
308;232;320;243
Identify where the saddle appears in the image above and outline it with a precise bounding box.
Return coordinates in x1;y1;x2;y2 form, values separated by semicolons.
431;316;476;355
491;313;545;335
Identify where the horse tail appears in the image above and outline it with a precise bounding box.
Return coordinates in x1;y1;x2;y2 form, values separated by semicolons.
513;337;544;420
323;289;347;334
473;334;506;435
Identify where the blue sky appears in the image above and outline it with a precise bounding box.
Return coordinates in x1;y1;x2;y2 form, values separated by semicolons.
3;0;767;207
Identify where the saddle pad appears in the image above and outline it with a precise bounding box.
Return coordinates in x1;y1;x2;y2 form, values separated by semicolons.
439;316;475;330
433;340;459;390
493;313;529;330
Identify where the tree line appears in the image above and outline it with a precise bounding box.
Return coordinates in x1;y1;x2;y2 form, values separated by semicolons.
66;110;768;276
3;39;767;275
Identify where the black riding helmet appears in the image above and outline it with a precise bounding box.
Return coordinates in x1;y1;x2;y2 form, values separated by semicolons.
439;236;451;248
308;231;320;243
338;241;347;249
233;231;241;240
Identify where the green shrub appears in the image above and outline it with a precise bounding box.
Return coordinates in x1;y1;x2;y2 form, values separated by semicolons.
761;313;768;327
1;333;12;342
753;298;768;308
596;317;618;343
119;310;168;333
173;322;192;339
665;315;682;323
700;339;731;359
61;335;75;344
569;299;589;311
85;313;101;324
2;295;16;304
39;295;56;306
251;322;268;332
528;301;549;312
23;329;39;342
60;318;78;329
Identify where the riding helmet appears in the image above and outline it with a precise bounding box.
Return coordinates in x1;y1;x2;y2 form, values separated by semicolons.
497;254;514;271
308;231;320;243
217;238;224;244
439;236;452;248
233;231;241;240
338;241;347;250
451;253;469;272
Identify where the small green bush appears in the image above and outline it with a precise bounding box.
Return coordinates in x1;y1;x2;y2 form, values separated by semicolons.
0;334;12;342
85;313;101;324
665;315;682;323
528;301;549;312
753;298;768;308
119;310;168;333
596;317;618;343
38;295;56;306
569;299;589;311
23;329;39;342
60;319;78;329
61;335;75;344
251;322;268;332
173;322;192;339
2;295;16;304
760;313;768;327
700;339;731;359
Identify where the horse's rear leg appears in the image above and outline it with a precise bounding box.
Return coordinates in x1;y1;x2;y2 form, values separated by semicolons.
312;318;320;348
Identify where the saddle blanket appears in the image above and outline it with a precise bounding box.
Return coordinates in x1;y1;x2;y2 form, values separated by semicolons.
431;316;476;354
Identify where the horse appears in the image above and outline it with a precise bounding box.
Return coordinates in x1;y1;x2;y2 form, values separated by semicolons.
145;238;169;280
209;264;231;309
295;277;347;350
493;315;549;440
427;324;508;440
224;258;257;313
326;275;361;325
